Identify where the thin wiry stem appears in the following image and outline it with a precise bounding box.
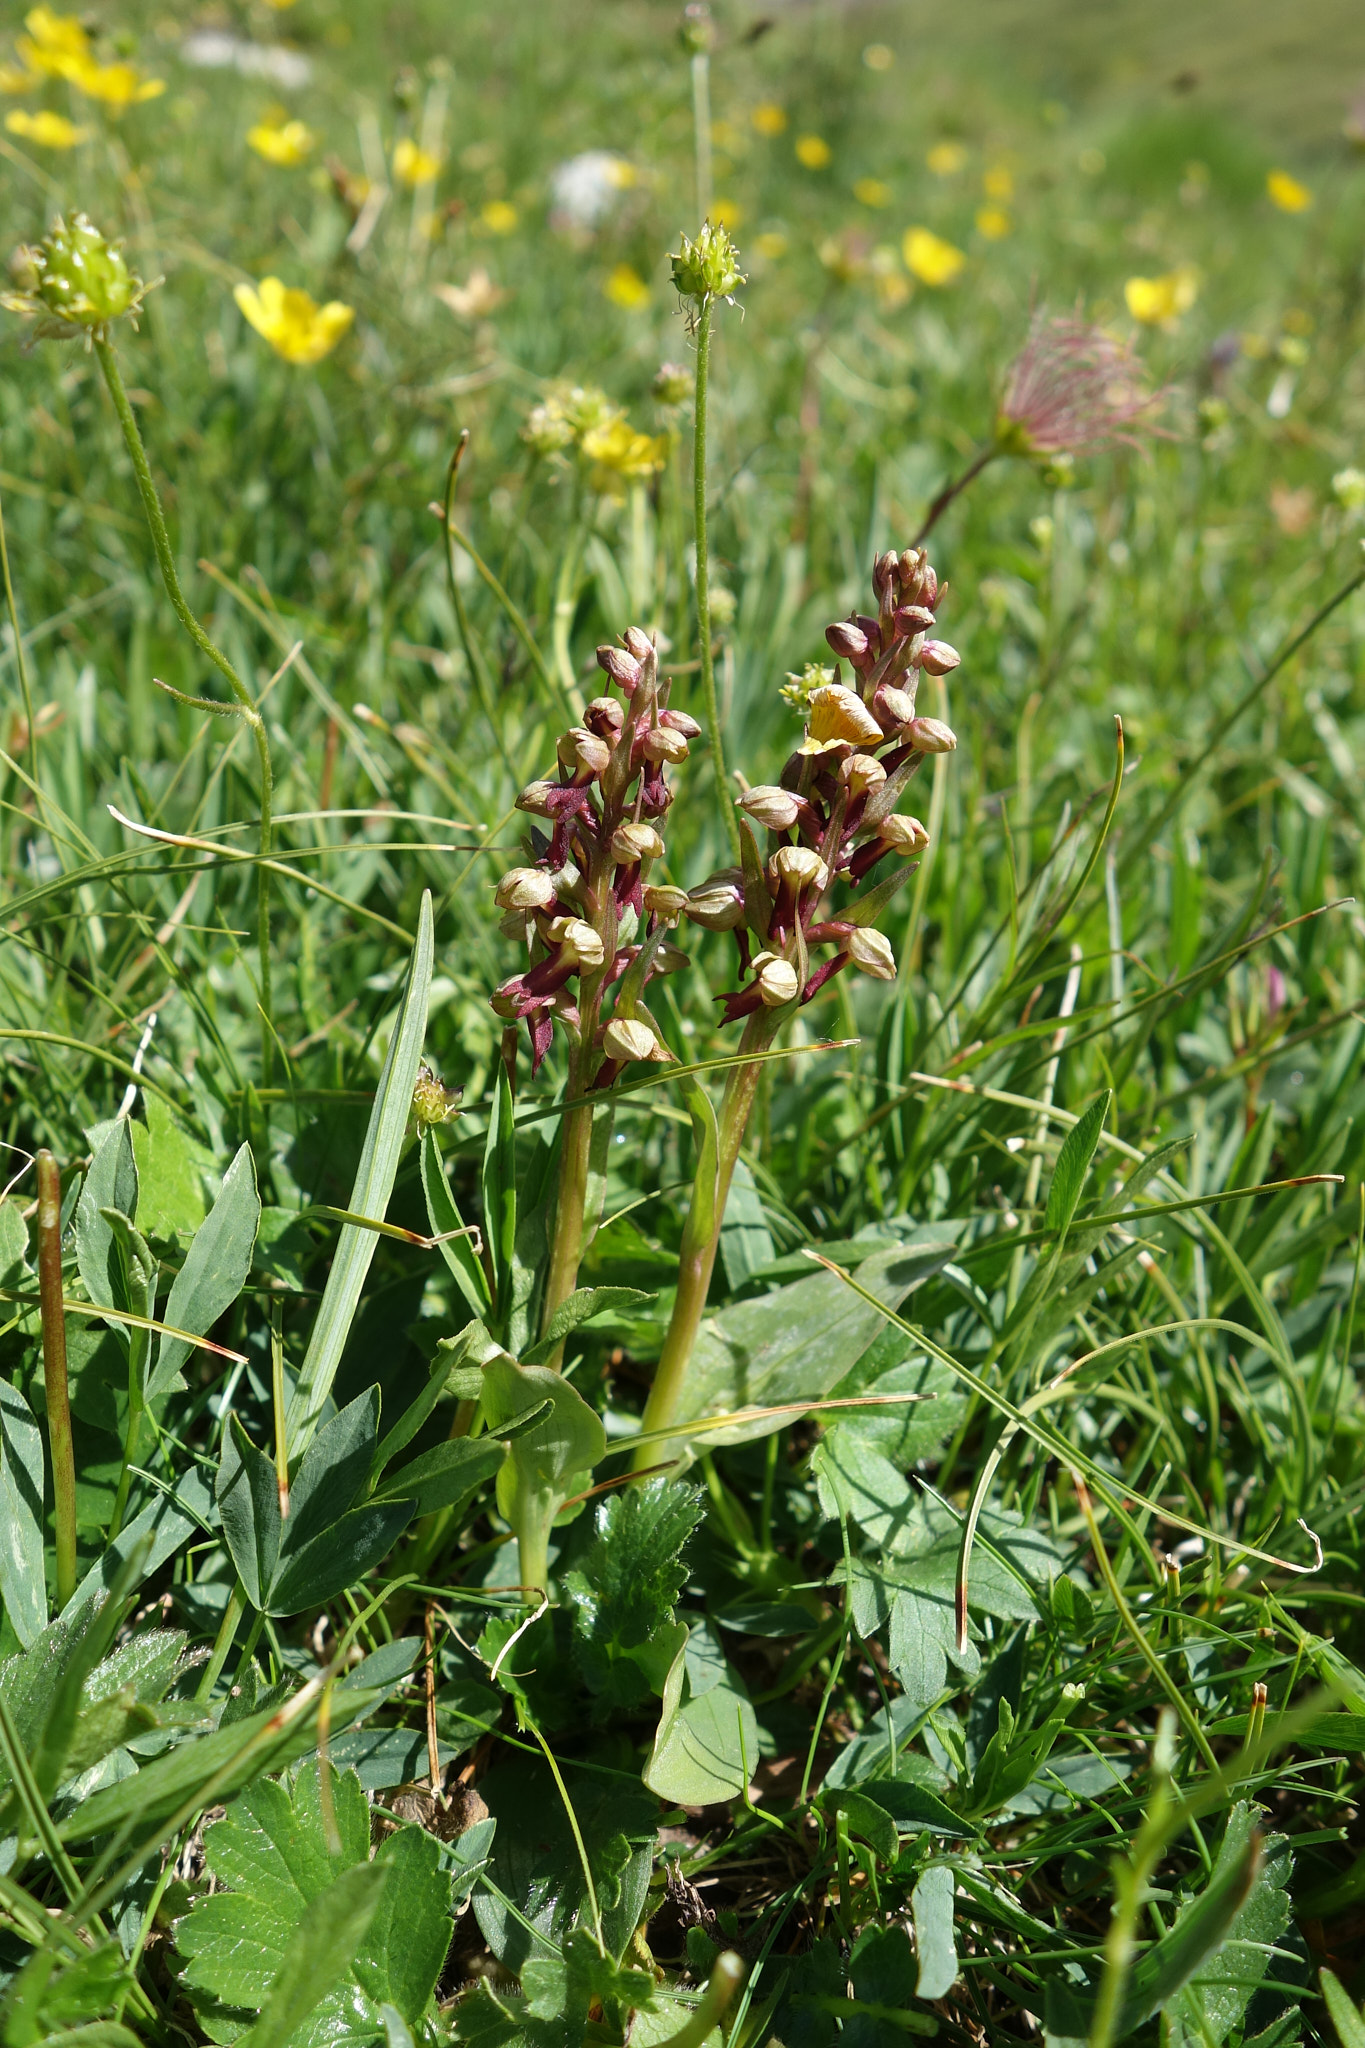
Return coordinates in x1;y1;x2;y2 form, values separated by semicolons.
93;336;276;1086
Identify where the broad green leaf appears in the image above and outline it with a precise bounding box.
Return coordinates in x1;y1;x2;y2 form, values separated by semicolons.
149;1144;260;1399
644;1634;758;1805
372;1435;504;1517
520;1285;654;1366
1322;1970;1365;2048
846;1923;925;2048
129;1096;215;1244
562;1480;705;1714
481;1064;518;1332
1042;1089;1111;1240
266;1499;413;1616
242;1862;388;2048
0;1377;46;1646
717;1156;776;1292
217;1415;282;1611
482;1356;606;1531
420;1127;491;1322
288;891;434;1448
284;1388;380;1554
176;1761;451;2048
74;1120;139;1314
910;1864;957;1999
682;1238;961;1447
825;1789;898;1866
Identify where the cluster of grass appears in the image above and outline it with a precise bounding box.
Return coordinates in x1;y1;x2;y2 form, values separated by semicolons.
2;2;1365;2044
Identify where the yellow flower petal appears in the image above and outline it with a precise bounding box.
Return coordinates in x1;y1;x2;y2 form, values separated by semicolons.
5;106;87;146
1266;168;1312;213
983;163;1014;200
480;199;518;234
975;205;1012;240
751;102;786;137
247;118;314;166
393;137;443;187
795;133;831;169
853;177;890;208
1123;263;1199;324
903;226;966;286
234;276;353;365
603;263;650;310
926;141;966;177
710;197;742;229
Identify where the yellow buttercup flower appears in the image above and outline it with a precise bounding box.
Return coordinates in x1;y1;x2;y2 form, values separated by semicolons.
984;164;1014;201
1124;264;1199;324
481;200;518;234
975;205;1012;239
795;133;831;169
581;417;667;488
5;106;87;146
15;7;88;75
67;57;165;109
247;118;314;166
0;61;39;92
853;178;890;208
710;197;743;229
926;141;966;177
903;226;966;285
1266;169;1312;213
393;137;443;186
234;277;354;365
604;263;650;310
751;102;786;136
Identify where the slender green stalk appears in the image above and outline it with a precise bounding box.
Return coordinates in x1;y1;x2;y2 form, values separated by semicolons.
692;298;740;860
913;442;998;545
635;1010;777;1465
92;336;276;1085
540;1068;595;1360
1087;1708;1177;2048
107;1334;146;1542
36;1149;77;1610
0;484;38;799
195;1580;247;1701
271;1298;289;1517
659;1953;744;2048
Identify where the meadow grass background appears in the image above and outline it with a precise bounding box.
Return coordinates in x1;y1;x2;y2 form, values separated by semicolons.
5;0;1365;2040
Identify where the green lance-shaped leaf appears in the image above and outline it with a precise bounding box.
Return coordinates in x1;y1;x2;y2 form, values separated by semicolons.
217;1415;282;1612
74;1120;138;1314
0;1378;46;1646
480;1062;518;1334
420;1127;491;1323
1042;1088;1111;1246
482;1356;605;1589
148;1144;260;1400
371;1436;504;1519
911;1863;958;2000
287;892;434;1449
1322;1969;1365;2048
520;1286;654;1366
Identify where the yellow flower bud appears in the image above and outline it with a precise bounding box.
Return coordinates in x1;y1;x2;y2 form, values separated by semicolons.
878;814;931;851
686;872;747;930
642;724;689;764
840;753;887;797
644;883;689;920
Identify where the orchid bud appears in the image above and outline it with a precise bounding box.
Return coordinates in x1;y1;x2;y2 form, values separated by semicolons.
738;784;802;831
603;1016;668;1063
611;820;665;864
872;549;900;602
490;981;522;1018
655;941;690;973
893;604;936;634
495;866;557;912
848;928;896;980
597;644;642;691
840;753;886;797
622;626;655;662
769;844;829;893
919;639;961;677
642;724;689;764
686;872;747;930
878;685;916;731
906;716;957;754
660;706;702;738
546;916;605;968
825;619;872;664
757;957;800;1007
558;727;612;778
878;813;931;851
515;779;557;816
802;682;884;750
584;695;626;738
644;883;688;920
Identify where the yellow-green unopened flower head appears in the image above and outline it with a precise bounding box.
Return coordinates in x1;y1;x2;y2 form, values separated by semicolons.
2;212;149;337
672;220;745;304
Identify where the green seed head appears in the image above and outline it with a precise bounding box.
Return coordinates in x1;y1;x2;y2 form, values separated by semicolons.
671;221;745;306
2;213;150;338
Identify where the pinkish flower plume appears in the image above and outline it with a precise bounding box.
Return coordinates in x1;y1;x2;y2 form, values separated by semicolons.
997;311;1166;459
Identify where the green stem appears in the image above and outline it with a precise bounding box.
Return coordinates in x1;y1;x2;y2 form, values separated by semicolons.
659;1953;744;2048
93;336;276;1086
692;297;740;861
635;1009;777;1467
107;1383;143;1542
540;1076;595;1367
195;1580;247;1701
36;1150;77;1610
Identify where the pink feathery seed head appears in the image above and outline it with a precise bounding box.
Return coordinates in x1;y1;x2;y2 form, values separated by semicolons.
997;311;1168;459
